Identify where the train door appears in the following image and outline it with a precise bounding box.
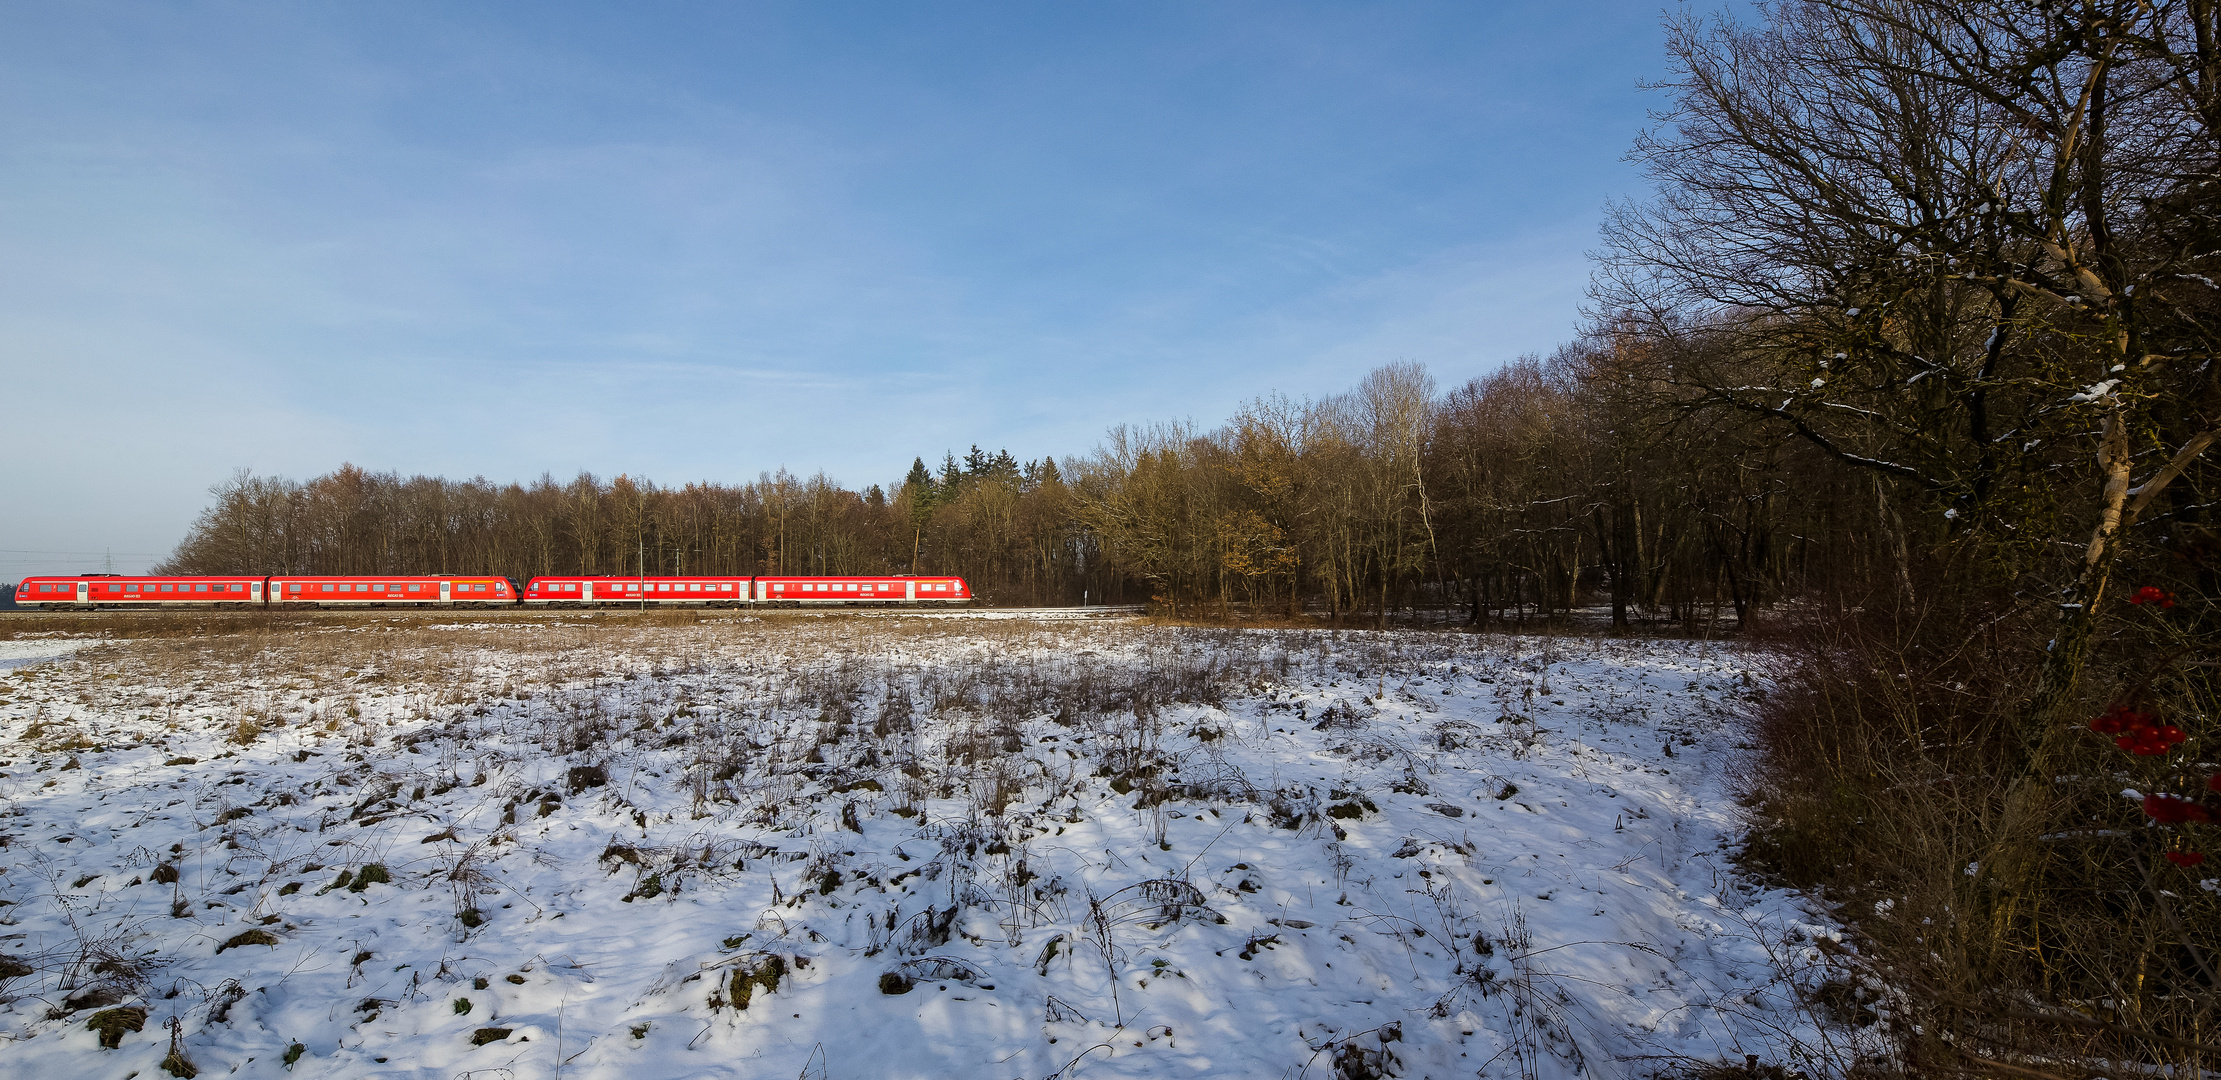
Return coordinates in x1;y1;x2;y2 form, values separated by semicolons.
905;580;916;601
582;582;594;601
75;581;89;603
439;580;453;603
250;581;263;603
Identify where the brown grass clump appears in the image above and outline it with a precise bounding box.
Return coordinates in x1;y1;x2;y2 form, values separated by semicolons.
85;1006;146;1048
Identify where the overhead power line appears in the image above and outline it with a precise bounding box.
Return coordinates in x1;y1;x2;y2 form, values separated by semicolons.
0;549;163;556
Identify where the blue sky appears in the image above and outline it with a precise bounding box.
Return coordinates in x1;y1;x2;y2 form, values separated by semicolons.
1;1;1671;575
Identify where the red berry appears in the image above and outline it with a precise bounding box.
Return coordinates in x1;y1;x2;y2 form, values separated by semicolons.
2144;794;2214;824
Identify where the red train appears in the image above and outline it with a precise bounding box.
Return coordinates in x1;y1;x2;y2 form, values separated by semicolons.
12;573;971;610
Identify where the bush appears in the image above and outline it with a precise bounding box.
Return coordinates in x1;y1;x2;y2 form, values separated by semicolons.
1739;580;2220;1073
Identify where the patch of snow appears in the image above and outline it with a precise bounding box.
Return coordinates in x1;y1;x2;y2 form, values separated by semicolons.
0;637;99;670
0;625;1862;1079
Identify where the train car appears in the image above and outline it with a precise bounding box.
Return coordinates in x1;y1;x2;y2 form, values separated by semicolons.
14;574;266;608
753;576;970;604
523;577;749;605
267;576;515;606
518;575;972;606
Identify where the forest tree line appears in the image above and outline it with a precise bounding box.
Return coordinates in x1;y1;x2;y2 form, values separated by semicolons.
159;347;1903;629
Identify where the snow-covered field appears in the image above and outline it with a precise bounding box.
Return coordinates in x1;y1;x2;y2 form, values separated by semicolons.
0;618;1857;1079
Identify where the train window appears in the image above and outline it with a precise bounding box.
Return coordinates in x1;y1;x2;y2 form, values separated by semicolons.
321;584;333;593
773;583;785;591
407;584;419;592
126;583;139;592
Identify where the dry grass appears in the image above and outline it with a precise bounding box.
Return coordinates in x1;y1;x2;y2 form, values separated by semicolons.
1736;591;2221;1077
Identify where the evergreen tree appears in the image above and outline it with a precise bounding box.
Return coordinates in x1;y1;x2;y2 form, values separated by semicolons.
902;457;935;504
